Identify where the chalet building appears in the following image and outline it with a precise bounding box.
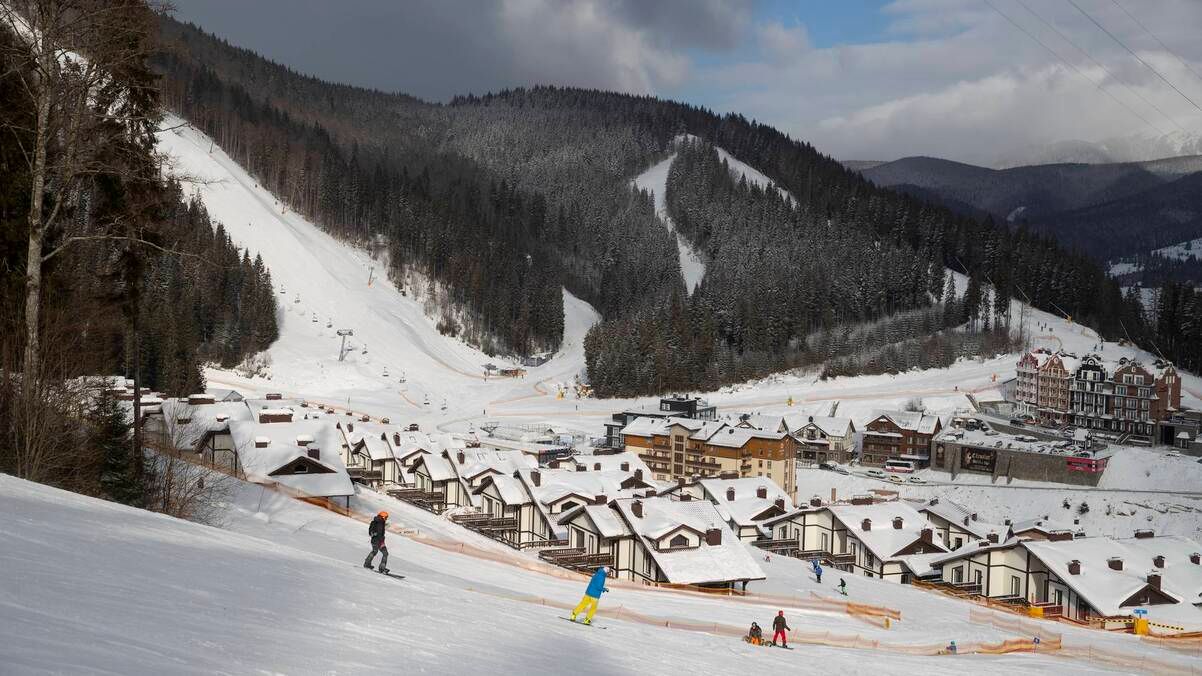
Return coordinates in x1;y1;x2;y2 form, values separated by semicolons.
227;419;355;506
1008;517;1079;541
917;498;1006;551
763;502;948;583
735;414;788;433
602;396;717;449
341;424;403;487
441;447;537;509
1015;349;1183;441
621;417;798;499
556;496;766;589
470;467;656;549
933;534;1201;622
787;415;856;465
154;397;253;473
551;451;651;477
860;411;941;468
662;477;794;541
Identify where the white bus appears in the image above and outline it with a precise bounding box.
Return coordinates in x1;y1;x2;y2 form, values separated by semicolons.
884;459;915;473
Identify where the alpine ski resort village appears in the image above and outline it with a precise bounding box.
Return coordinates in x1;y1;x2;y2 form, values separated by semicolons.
6;2;1202;675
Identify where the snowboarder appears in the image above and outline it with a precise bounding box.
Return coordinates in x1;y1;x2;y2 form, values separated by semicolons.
771;610;791;648
946;640;957;654
812;558;823;583
570;566;610;625
363;511;390;573
746;621;764;646
838;578;848;596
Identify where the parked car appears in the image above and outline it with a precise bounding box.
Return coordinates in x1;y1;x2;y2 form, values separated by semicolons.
1008;418;1027;427
819;461;837;471
831;464;851;475
907;475;927;484
407;423;420;431
865;468;886;479
1166;452;1181;458
888;474;905;484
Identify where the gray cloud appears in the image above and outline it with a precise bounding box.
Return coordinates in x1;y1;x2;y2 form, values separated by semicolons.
171;0;1202;164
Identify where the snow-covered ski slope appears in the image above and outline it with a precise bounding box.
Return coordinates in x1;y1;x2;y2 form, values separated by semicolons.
156;118;598;424
7;472;1187;675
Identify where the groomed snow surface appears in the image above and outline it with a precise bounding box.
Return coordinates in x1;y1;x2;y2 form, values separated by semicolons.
8;473;1191;675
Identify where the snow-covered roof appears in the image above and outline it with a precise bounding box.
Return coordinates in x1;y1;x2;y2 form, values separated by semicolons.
1010;516;1078;537
871;410;940;434
612;498;766;585
227;420;354;498
158;398;254;449
919;499;1007;541
561;451;651;477
560;503;630;540
1115;535;1202;606
474;473;531;506
930;537;1025;567
737;414;787;433
705;426;789;449
1023;536;1185;616
516;467;655;540
698;477;793;528
787;415;854;438
411;453;456;482
829;503;945;562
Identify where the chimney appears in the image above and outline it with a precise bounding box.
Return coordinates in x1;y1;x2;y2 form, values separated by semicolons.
1134;529;1155;539
531;470;541;487
921;528;933;543
680;493;692;501
1153;555;1165;568
1068;560;1081;575
971;513;978;522
266;393;282;401
810;497;822;507
677;477;687;487
830;487;837;503
347;423;354;433
255;436;269;449
892;517;903;530
963;516;970;526
360;414;370;422
393;433;400;445
215;414;229;423
1191;553;1200;565
1107;557;1124;571
862;519;872;532
930;497;939;506
1048;531;1074;542
576;465;586;472
727;488;736;502
594;463;601;471
705;528;722;546
594;494;607;505
296;435;312;447
632;500;643;518
306;446;320;460
757;486;768;499
1147;573;1162;590
634;469;644;481
621;462;630;472
457;451;465;464
987;532;1000;544
1004;518;1011;526
774;498;786;511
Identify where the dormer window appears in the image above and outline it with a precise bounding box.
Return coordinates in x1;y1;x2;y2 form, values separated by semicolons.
670;534;689;549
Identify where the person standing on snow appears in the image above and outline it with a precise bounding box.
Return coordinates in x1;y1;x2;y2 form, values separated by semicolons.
812;558;823;583
363;511;390;573
771;610;791;648
570;566;610;624
838;578;848;596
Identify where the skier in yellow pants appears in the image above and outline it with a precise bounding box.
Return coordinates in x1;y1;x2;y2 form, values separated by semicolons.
570;566;610;624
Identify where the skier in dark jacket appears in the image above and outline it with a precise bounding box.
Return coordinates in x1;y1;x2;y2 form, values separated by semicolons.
771;610;791;647
363;511;390;573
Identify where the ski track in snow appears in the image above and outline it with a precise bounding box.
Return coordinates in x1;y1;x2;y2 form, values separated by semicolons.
631;154;706;294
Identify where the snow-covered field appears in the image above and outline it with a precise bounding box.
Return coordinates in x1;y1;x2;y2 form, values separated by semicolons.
1155;237;1202;263
9;472;1198;675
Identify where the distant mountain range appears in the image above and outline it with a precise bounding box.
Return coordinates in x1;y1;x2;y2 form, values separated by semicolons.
993;130;1202;168
848;153;1202;270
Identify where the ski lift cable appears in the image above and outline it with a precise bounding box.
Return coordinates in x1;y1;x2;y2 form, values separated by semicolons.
1065;0;1202;119
1110;0;1202;89
1015;0;1188;134
982;0;1169;136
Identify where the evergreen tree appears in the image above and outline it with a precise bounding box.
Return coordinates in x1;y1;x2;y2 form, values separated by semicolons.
93;389;142;507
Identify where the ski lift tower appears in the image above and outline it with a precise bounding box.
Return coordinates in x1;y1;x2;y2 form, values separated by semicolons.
336;329;354;362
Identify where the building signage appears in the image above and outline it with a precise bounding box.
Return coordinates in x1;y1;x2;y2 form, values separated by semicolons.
961;446;996;473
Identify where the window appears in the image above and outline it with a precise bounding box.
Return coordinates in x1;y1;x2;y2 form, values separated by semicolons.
669;534;689;549
865;551;875;567
1010;576;1021;596
974;570;983;586
821;533;829;551
953;537;964;549
953;567;964;583
559;500;577;513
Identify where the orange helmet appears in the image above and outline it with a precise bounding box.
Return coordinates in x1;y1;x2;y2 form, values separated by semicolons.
378;511;389;519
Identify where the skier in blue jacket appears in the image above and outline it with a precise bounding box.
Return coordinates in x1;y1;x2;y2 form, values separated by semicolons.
570;566;610;624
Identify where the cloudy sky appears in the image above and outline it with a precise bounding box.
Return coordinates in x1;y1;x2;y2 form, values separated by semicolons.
174;0;1202;165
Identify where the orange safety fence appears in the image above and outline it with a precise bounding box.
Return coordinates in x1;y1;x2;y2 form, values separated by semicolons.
969;608;1063;643
460;583;1057;658
1058;644;1202;675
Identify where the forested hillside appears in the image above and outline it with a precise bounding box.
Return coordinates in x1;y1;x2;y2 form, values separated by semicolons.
153;17;1148;397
